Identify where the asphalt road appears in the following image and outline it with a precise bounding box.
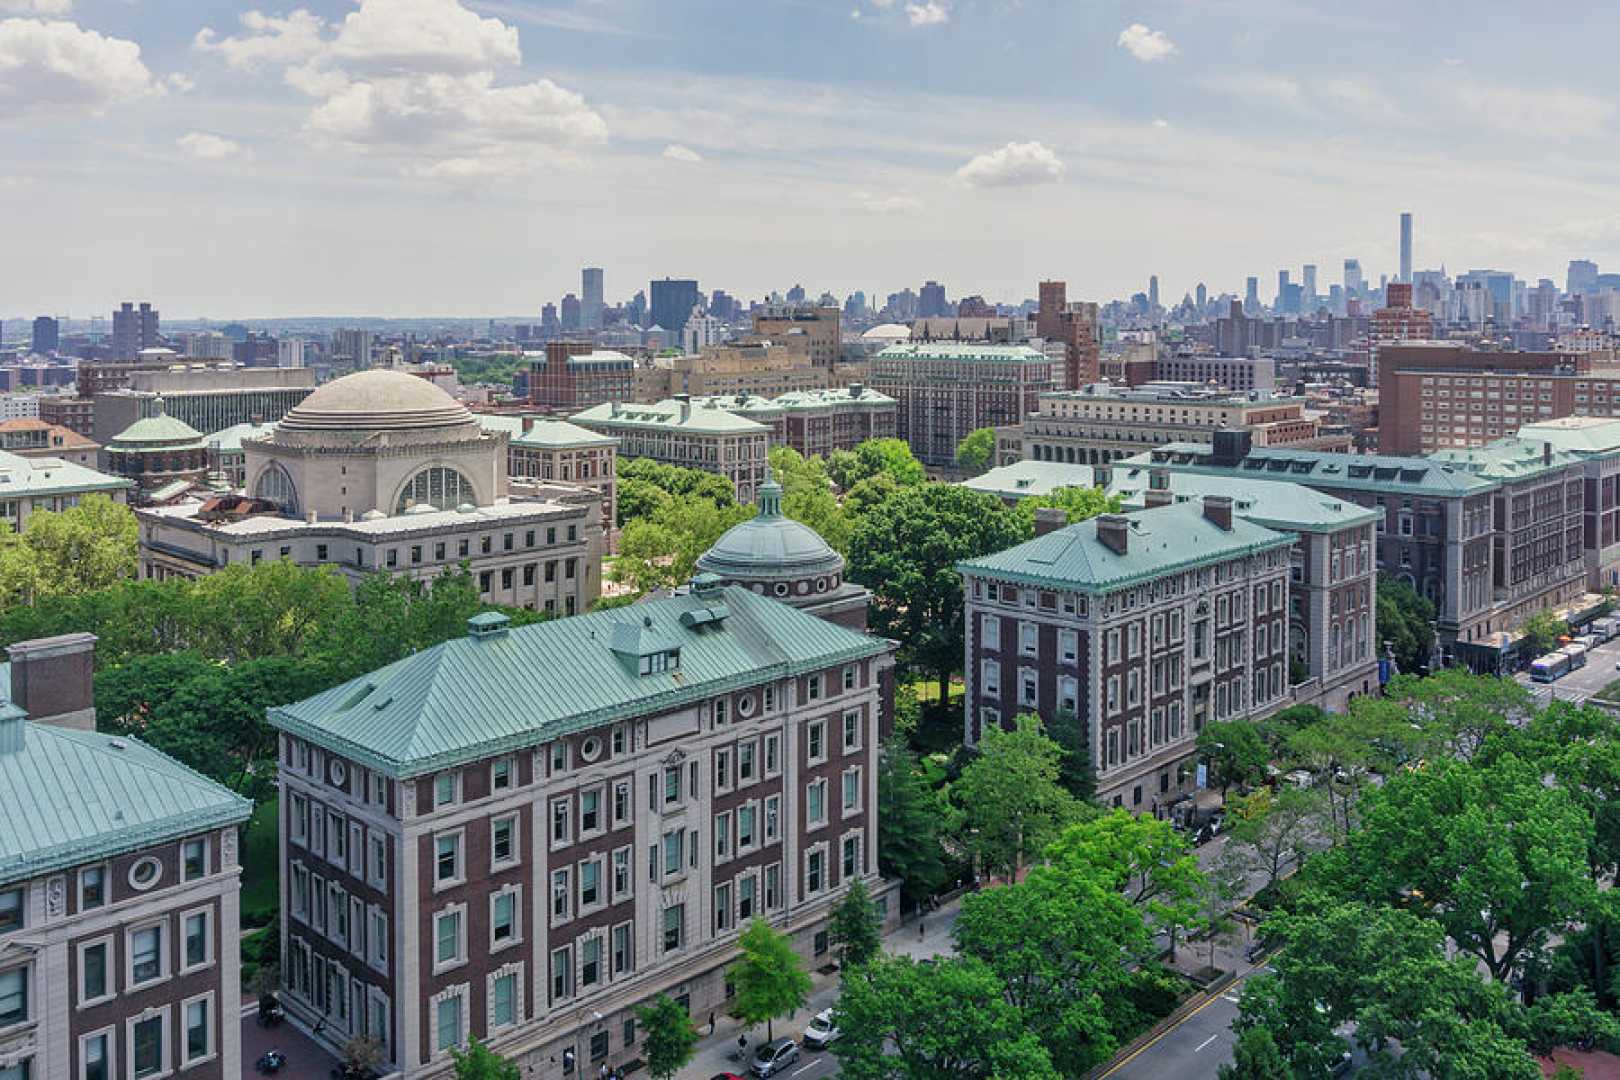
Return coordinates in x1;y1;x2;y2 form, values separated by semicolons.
1515;633;1620;707
1102;964;1259;1080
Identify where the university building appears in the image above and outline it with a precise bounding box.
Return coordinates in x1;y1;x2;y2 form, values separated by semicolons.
571;397;770;503
268;579;897;1078
869;342;1055;467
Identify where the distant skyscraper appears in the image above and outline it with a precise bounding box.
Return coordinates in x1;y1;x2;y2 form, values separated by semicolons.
582;267;604;330
1568;259;1599;296
30;316;59;355
1195;283;1207;311
1344;258;1364;299
560;293;582;331
844;291;867;320
918;281;948;318
649;278;700;336
785;284;806;304
111;301;159;361
1302;264;1317;305
1245;277;1260;314
1148;275;1160;312
276;337;305;368
1275;270;1291;310
1399;211;1413;283
541;302;560;334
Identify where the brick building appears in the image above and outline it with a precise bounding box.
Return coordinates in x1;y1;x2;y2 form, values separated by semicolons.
869;342;1054;467
571;397;770;502
750;307;841;369
527;344;636;413
269;582;897;1078
0;632;252;1080
1034;282;1100;389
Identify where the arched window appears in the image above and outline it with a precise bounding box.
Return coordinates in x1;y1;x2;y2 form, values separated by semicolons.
396;467;475;514
254;463;298;514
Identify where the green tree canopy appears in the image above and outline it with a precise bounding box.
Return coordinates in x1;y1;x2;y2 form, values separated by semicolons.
1016;485;1122;528
954;427;996;473
0;494;138;607
634;994;699;1080
1196;719;1271;799
1220;785;1325;890
769;445;852;551
848;483;1028;695
1521;609;1570;656
832;956;1059;1080
828;438;926;491
829;878;883;969
1376;573;1436;676
449;1038;520;1079
951;714;1084;879
877;740;959;903
729;917;813;1041
615;457;737;525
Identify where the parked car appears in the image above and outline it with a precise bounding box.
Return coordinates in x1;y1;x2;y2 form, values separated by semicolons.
750;1038;800;1077
803;1009;841;1049
1329;1049;1353;1075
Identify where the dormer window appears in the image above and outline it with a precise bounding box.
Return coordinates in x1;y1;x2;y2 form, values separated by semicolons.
639;650;680;676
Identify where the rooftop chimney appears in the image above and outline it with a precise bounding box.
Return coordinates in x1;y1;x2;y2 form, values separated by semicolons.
849;382;864;399
1203;494;1234;531
1096;513;1130;555
522;416;536;433
7;632;97;731
1544;441;1553;465
1033;507;1067;537
1144;487;1173;509
1095;462;1114;488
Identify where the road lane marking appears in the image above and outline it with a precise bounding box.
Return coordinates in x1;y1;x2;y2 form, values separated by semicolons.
1098;960;1269;1077
1195;1034;1220;1053
789;1062;818;1077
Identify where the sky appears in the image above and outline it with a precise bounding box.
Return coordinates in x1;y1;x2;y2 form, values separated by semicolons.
3;0;1620;318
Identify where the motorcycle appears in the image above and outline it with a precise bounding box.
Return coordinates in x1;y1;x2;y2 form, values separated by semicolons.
256;1051;287;1075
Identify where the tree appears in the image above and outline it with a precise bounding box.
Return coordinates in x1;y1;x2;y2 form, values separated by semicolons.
1387;668;1533;761
827;438;926;491
848;483;1028;697
829;879;882;969
1016;485;1122;528
729;917;812;1041
1376;573;1436;676
1196;719;1270;800
611;498;754;594
951;714;1083;879
877;741;958;903
449;1038;519;1079
1522;609;1569;656
1221;786;1325;891
954;427;996;474
832;956;1059;1080
1045;809;1205;960
1217;1025;1291;1080
770;446;852;552
634;994;699;1080
843;472;901;519
1045;708;1095;800
0;494;138;607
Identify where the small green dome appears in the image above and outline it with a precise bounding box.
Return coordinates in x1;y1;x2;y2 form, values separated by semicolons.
696;472;844;581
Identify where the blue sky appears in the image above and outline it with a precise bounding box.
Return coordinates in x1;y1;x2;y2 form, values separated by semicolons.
2;0;1617;317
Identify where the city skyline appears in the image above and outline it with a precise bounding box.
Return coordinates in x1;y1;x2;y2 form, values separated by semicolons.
4;0;1619;315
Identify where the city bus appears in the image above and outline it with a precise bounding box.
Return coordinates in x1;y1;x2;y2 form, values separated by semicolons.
1564;641;1590;671
1531;652;1572;683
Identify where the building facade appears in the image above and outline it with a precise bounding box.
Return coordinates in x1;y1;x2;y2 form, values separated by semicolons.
959;499;1296;809
104;400;210;504
93;367;317;444
0;632;252;1080
110;302;160;361
750;308;841;369
268;583;896;1079
571;398;770;503
527;344;636;414
1152;354;1275;393
477;417;619;544
0;450;130;533
0;420;98;467
869;343;1055;467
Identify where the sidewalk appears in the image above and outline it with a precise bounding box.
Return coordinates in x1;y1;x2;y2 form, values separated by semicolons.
684;894;964;1076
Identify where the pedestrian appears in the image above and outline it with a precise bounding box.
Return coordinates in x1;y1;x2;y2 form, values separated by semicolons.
918;918;925;940
708;1011;716;1036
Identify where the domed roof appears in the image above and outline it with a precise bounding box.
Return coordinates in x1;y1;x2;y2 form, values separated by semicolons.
861;322;911;340
696;474;844;581
279;370;475;433
107;397;206;448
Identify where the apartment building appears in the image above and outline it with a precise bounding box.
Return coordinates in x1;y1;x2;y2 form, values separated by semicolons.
268;582;897;1078
959;498;1297;809
750;307;841;369
528;344;636;413
1376;342;1588;455
0;632;252;1080
869;343;1054;467
1152;354;1276;392
477;417;619;542
571;397;770;502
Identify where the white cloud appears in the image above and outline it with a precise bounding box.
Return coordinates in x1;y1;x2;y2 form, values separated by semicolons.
193;0;606;180
1117;23;1176;62
0;0;71;13
662;143;702;163
167;72;195;93
905;1;948;26
1206;71;1308;114
0;17;157;113
853;190;923;213
1152;118;1170;129
954;140;1065;187
178;131;249;161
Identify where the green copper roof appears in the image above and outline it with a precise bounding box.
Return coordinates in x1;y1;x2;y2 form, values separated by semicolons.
1124;444;1498;496
962;461;1102;499
0;451;131;498
1515;417;1620;455
270;585;892;778
0;722;251;887
571;399;769;435
512;419;619;449
108;399;206;449
1427;437;1584;481
1106;467;1380;534
959;500;1293;593
875;342;1050;364
697;474;844;580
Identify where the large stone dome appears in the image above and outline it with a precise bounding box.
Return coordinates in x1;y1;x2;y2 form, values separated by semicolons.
279;370;475;433
697;476;844;582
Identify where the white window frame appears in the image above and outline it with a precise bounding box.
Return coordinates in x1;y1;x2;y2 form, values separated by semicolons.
78;935;116;1009
490;814;520;871
432;905;467;974
180;991;216;1069
127;1005;171;1080
126;920;167;991
179;906;213;974
489;886;523;953
433;829;465;890
79;1025;115;1080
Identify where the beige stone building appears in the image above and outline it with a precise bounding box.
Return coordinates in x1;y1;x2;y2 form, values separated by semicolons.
633;342;829;402
571;397;770;502
477;415;620;542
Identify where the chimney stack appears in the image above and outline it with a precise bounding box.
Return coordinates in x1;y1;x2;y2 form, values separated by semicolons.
1033;507;1068;537
1095;462;1114;488
1144;487;1173;509
1203;494;1234;531
6;633;97;731
1544;441;1552;465
522;415;536;434
1096;513;1130;555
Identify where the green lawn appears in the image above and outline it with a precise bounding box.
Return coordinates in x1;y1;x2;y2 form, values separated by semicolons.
240;798;279;927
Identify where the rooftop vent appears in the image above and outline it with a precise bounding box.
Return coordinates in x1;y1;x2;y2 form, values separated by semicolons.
467;611;511;640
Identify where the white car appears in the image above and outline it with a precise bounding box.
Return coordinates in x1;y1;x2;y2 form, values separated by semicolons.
803;1009;841;1049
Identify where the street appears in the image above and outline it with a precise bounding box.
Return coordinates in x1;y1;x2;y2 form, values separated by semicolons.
1514;632;1620;708
1104;963;1262;1079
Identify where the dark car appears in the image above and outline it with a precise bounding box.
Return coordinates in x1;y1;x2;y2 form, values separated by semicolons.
750;1038;800;1077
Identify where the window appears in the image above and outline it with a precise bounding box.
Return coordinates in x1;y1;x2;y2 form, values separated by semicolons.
80;940;110;1004
178;840;205;881
663;767;681;805
370;835;387;888
79;866;105;912
580;859;601;907
715;883;733;933
435;833;462;884
492;816;517;866
738;805;756;849
397;466;474;514
764;734;780;776
765;796;780;842
433;772;458;809
807;849;825;894
842;768;861;813
0;967;24;1026
371;910;388;968
843;665;857;691
808;720;826;763
982;613;1001;651
129;857;161;891
612;846;632;900
613;782;631;826
662;904;684;952
183;911;210;970
82;1032;110;1080
738;875;757;920
551;947;574;1001
436;994;464;1052
715;749;731;791
765;864;781;909
492;973;518;1029
581;936;602;988
434;909;463;968
132;1013;165;1078
808;674;823;701
738;742;756;782
130;925;163;986
842;834;861;878
492;756;513;791
0;890;19;935
612;922;632;975
842;710;861;752
807;780;826;827
551;798;571;846
552;869;571;922
184;996;211;1064
492;891;518;946
662;830;684;877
